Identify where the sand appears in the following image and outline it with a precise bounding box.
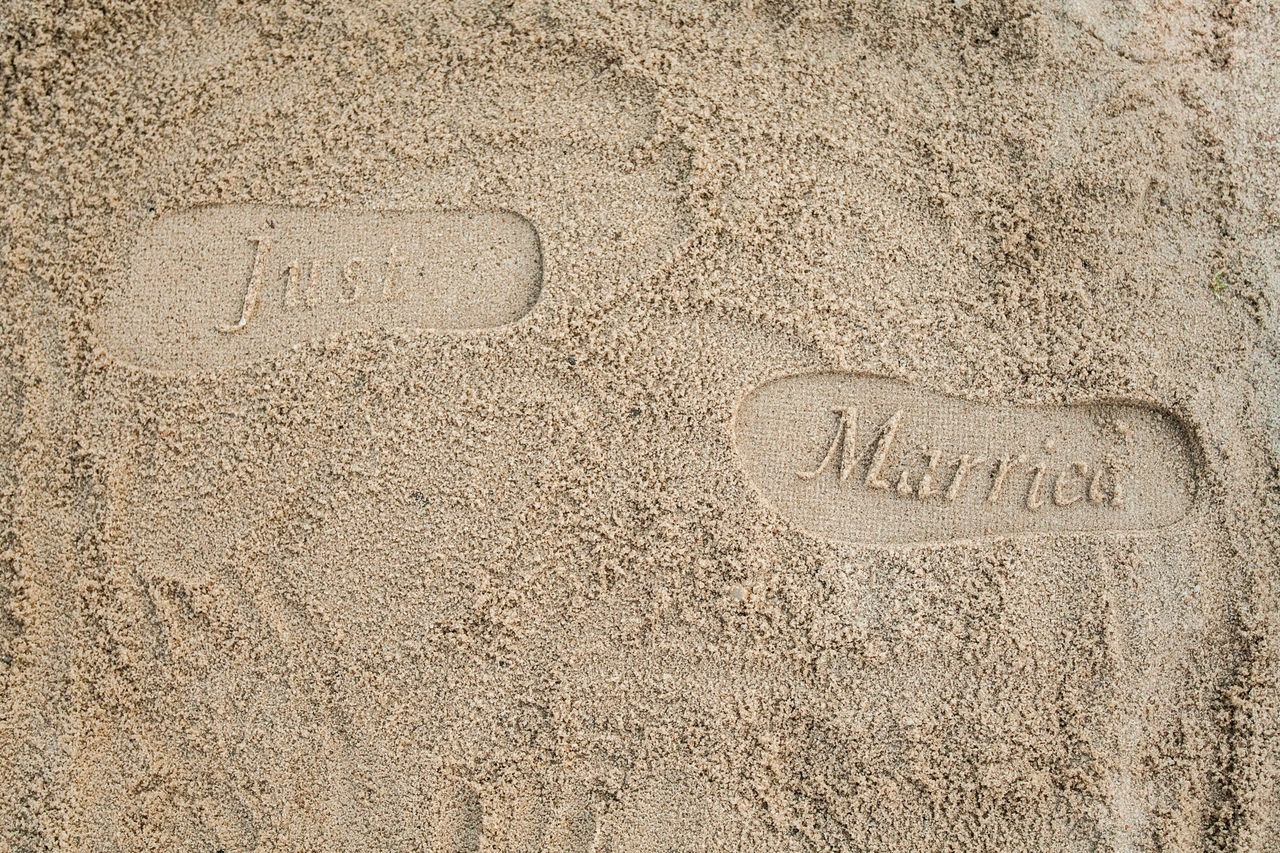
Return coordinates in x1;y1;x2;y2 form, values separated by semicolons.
1;1;1278;850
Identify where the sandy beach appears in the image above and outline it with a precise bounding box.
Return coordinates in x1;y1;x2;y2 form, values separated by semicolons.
1;1;1278;850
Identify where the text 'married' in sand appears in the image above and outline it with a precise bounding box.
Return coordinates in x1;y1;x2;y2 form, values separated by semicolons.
734;373;1199;545
101;205;542;371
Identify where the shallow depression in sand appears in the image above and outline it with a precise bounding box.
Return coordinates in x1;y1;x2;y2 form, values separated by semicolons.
100;205;543;371
734;373;1200;545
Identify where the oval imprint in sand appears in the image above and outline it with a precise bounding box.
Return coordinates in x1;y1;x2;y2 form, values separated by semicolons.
101;205;542;371
733;373;1200;545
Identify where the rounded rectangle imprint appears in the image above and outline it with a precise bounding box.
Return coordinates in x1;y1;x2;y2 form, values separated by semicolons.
733;373;1201;545
101;205;543;371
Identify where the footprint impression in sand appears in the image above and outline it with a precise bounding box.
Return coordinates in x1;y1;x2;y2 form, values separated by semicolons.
104;206;542;372
733;372;1200;545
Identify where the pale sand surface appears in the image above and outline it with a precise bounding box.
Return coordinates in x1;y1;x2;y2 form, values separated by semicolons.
1;1;1279;850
